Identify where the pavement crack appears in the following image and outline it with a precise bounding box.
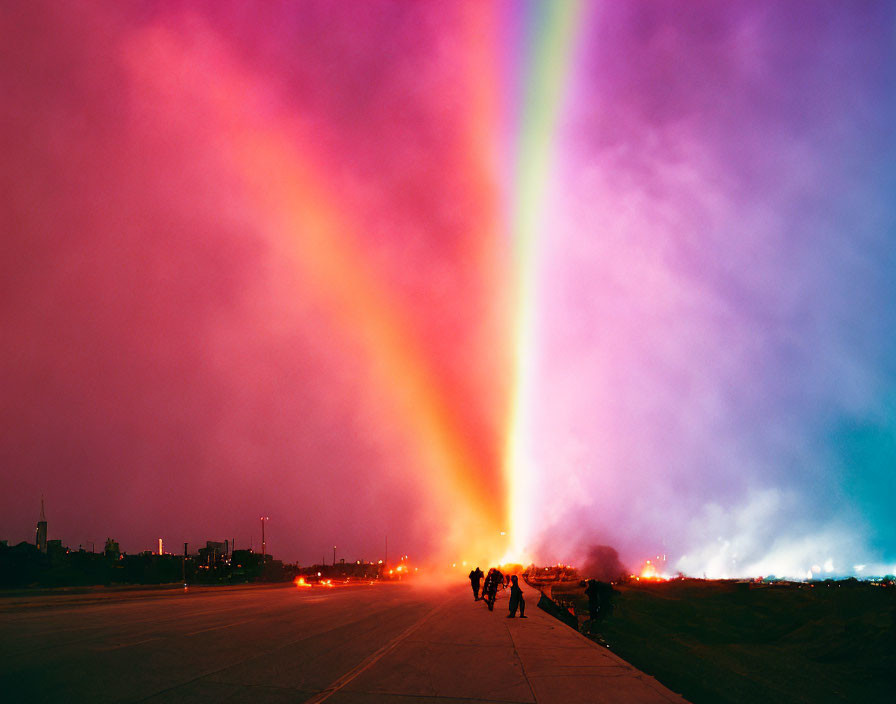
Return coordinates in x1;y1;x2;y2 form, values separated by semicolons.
128;601;418;703
350;692;533;703
505;620;538;704
302;600;450;704
183;618;254;636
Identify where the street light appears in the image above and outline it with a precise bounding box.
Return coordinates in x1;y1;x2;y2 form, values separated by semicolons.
261;516;269;566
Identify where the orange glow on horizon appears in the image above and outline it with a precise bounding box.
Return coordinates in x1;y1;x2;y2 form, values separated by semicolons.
638;560;668;581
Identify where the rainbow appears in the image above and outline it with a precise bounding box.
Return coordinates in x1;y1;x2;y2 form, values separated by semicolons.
121;2;585;563
122;22;510;560
499;0;585;560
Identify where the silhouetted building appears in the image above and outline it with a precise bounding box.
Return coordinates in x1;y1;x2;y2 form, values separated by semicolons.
104;537;120;560
206;540;228;556
199;540;229;565
35;497;47;554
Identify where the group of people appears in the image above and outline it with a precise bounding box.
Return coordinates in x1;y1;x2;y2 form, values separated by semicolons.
468;568;616;626
468;566;526;618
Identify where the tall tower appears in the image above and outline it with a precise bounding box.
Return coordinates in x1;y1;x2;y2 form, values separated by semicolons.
35;497;47;554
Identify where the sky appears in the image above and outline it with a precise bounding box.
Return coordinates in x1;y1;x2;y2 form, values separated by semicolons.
1;1;894;578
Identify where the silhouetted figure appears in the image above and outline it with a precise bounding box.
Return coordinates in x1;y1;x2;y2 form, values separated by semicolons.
585;579;616;621
481;569;493;605
469;566;484;600
584;579;600;620
507;575;526;618
484;567;504;611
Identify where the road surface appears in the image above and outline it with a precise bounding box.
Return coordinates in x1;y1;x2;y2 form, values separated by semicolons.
0;581;688;703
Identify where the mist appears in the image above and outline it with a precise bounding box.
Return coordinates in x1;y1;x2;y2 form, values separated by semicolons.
0;1;509;564
1;2;894;577
520;1;896;578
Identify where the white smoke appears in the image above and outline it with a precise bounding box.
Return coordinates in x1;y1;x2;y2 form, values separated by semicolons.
676;488;892;579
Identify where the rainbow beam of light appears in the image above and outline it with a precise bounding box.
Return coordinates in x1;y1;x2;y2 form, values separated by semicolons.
122;5;586;565
501;0;585;560
122;23;507;561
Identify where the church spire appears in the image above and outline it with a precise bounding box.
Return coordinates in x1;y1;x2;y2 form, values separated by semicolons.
36;496;48;553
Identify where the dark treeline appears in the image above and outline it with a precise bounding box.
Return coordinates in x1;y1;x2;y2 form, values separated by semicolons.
0;540;397;589
0;541;289;588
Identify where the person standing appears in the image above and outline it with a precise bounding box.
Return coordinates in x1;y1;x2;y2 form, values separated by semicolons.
469;566;484;600
484;568;503;610
585;579;616;621
584;579;600;620
507;575;526;618
481;569;493;605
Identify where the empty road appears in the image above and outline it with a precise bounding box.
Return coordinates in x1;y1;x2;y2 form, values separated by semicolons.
0;581;687;703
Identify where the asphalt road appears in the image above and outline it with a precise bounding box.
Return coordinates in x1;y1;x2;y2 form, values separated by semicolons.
1;581;435;703
0;581;688;703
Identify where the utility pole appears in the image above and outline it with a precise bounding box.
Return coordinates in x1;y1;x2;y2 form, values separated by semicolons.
261;516;269;566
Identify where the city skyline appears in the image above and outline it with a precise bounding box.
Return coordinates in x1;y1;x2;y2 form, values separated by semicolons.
3;498;406;566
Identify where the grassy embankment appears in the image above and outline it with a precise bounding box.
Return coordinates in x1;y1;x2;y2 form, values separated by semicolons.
550;579;895;704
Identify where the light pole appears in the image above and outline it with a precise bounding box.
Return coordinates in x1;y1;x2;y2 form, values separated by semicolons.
333;545;336;567
261;516;269;566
